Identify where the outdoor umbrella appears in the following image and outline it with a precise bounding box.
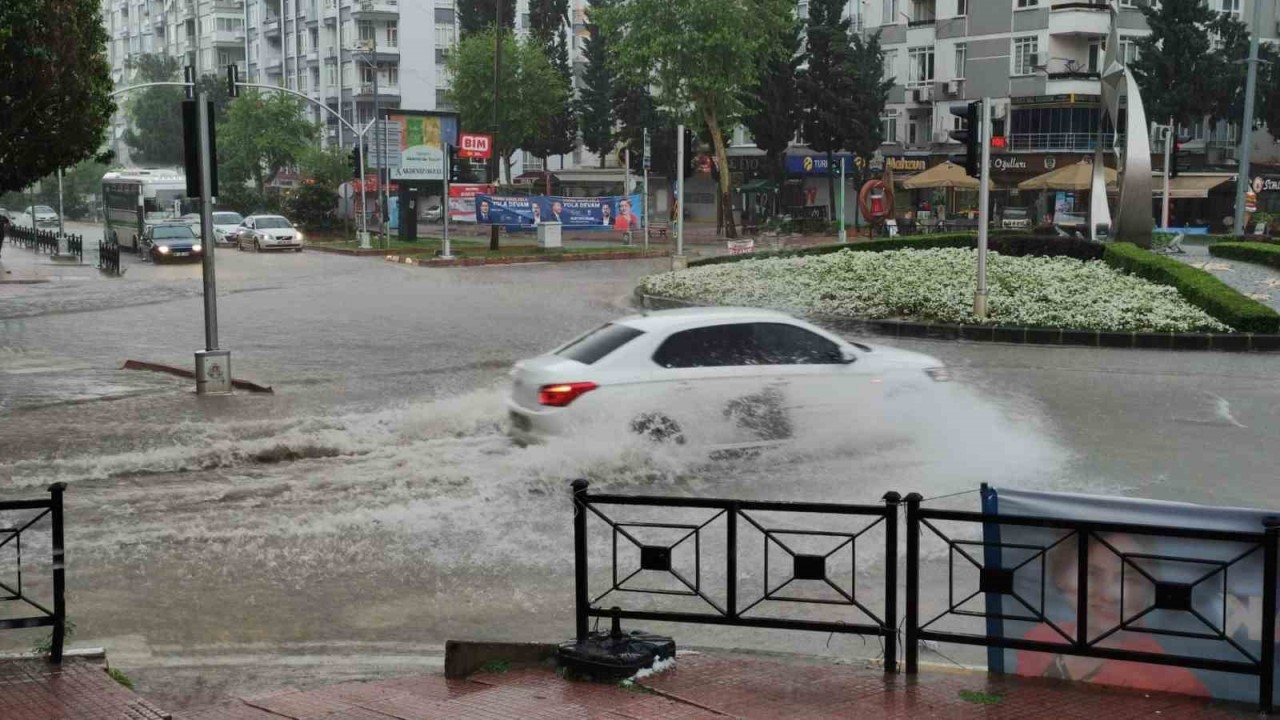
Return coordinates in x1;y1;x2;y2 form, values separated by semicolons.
901;161;993;190
1018;160;1118;191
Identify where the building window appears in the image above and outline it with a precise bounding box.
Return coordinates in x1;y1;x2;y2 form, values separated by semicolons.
435;24;453;49
1212;0;1241;16
880;112;898;143
956;0;967;15
217;50;233;67
384;66;398;86
361;65;375;85
1015;0;1038;7
1012;36;1039;76
327;64;337;85
358;21;376;46
954;43;967;79
883;0;898;23
882;49;897;83
1088;40;1101;72
907;46;934;87
386;21;398;47
1119;37;1139;65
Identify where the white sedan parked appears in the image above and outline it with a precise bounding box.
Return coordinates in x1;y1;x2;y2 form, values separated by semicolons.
237;214;304;252
507;307;947;448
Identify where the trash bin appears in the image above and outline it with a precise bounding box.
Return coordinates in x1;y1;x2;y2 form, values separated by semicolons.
538;221;562;249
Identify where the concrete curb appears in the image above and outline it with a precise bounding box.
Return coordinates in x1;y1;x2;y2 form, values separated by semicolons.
305;245;389;257
388;249;669;268
637;293;1280;353
443;640;558;679
121;359;275;393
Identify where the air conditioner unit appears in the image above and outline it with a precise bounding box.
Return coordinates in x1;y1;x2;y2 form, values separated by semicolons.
945;79;962;97
912;86;933;103
933;130;952;144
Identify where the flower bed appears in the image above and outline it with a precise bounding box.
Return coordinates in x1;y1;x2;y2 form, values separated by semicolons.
639;247;1232;333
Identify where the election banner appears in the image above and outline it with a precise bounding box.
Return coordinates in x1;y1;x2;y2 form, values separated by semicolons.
474;194;644;230
983;486;1279;704
383;111;458;181
448;184;496;223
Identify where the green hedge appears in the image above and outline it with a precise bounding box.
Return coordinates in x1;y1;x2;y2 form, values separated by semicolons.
688;233;1104;267
1209;242;1280;269
1103;243;1280;333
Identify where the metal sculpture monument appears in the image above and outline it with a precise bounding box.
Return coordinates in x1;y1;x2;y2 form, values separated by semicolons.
1090;2;1153;245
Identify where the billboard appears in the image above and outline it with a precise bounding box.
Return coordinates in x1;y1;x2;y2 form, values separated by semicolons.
474;194;644;230
448;184;496;223
382;111;459;181
983;487;1278;704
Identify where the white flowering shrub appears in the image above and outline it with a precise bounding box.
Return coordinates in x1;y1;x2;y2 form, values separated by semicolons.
639;248;1232;332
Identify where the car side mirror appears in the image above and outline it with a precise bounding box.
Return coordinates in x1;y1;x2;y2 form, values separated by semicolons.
839;346;858;364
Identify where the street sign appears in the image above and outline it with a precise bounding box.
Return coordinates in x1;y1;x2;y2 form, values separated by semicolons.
643;129;651;169
458;132;493;160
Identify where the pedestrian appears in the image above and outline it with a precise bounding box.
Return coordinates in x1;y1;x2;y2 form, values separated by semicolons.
0;211;8;258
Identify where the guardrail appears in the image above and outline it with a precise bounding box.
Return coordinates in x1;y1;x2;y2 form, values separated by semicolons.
98;239;121;276
0;483;68;663
904;492;1279;712
571;480;901;671
7;226;81;258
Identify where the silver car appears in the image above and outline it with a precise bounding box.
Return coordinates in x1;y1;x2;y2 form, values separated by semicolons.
236;214;304;252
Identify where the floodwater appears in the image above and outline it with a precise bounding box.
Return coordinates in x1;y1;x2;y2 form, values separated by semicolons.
2;225;1279;703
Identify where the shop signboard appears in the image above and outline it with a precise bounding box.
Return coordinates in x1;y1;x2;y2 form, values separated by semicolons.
382;110;459;181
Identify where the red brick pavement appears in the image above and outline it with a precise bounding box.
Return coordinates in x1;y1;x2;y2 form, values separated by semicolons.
2;652;1263;719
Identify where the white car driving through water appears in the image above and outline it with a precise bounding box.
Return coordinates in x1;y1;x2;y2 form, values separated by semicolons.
507;308;947;448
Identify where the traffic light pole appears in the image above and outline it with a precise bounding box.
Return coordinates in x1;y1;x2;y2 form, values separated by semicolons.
838;160;847;244
1161;119;1173;230
975;98;992;320
358;138;370;248
442;144;453;259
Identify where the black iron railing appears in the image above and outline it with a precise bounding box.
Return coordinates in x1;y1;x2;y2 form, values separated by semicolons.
98;239;121;276
7;226;77;257
66;234;82;261
0;483;68;663
904;492;1280;712
572;480;900;671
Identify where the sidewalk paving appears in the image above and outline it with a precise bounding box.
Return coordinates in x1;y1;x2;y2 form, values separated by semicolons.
7;651;1253;720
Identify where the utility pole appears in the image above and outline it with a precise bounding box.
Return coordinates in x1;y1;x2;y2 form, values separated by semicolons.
194;86;229;395
491;0;503;250
443;143;454;258
975;98;991;320
837;159;846;244
1234;0;1265;236
676;123;685;262
56;168;65;239
643;127;650;250
358;134;370;248
370;33;387;248
1161;119;1173;230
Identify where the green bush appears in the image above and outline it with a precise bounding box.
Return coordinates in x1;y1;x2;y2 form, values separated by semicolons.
1209;242;1280;269
688;233;1103;267
1103;243;1280;333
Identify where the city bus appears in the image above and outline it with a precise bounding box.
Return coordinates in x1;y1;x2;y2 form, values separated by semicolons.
101;168;192;252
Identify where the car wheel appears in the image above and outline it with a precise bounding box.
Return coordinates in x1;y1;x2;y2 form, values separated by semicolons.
294;246;303;253
254;240;261;252
630;413;686;445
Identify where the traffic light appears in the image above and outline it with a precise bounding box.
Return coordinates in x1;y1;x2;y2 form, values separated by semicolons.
1170;140;1182;179
226;63;240;98
990;117;1006;150
949;101;981;177
349;147;361;179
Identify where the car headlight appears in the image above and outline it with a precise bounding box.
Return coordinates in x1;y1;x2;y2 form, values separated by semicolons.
157;245;170;254
295;231;304;241
192;244;202;252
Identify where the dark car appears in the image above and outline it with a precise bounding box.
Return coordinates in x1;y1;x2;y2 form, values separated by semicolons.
142;223;203;263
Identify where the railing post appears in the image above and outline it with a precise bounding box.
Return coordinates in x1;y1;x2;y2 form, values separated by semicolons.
572;479;590;643
1076;529;1089;649
905;492;922;674
727;501;738;620
48;482;66;664
1261;518;1278;713
883;492;901;674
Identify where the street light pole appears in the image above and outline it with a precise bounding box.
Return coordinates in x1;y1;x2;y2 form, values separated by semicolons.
194;88;230;395
975;98;992;320
490;0;503;250
676;123;685;262
1234;0;1265;236
837;159;846;244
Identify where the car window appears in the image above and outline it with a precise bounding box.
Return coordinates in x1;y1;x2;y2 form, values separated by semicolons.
213;212;243;224
653;324;762;368
256;217;290;229
556;323;644;365
152;226;196;239
752;323;842;365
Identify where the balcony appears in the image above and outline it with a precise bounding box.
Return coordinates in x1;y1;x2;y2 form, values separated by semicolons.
1045;70;1101;95
262;16;280;37
351;1;399;19
1049;2;1110;37
353;83;400;99
212;29;245;46
1009;132;1120;153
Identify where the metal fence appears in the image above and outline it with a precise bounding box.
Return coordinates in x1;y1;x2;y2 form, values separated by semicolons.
571;480;901;671
98;239;121;276
0;483;67;663
6;226;82;259
904;493;1279;712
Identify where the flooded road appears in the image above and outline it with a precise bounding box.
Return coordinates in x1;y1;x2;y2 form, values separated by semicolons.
2;226;1279;704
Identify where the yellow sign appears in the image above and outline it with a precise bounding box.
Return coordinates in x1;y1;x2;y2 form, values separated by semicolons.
802;156;814;172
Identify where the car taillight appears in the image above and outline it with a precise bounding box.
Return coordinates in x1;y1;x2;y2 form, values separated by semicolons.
538;382;598;407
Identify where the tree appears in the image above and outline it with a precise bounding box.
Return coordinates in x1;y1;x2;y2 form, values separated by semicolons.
446;28;566;247
742;15;802;194
297;146;351;190
1130;0;1249;131
599;0;793;238
797;0;859;218
523;32;578;184
845;32;893;184
0;157;112;220
578;4;616;167
124;54;185;166
1;0;114;195
457;0;515;38
220;90;319;193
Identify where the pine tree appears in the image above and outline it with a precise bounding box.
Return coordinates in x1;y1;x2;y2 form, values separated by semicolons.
1130;0;1246;130
797;0;858;218
457;0;515;38
743;17;802;193
578;2;615;168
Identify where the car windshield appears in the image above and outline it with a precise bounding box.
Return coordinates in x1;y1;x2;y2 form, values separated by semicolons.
556;323;644;364
213;212;243;224
34;206;55;214
1005;208;1028;218
152;226;196;240
254;217;291;229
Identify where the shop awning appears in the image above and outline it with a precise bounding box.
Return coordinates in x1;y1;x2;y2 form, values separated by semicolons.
1018;160;1117;191
901;161;993;190
737;179;775;194
1151;174;1233;199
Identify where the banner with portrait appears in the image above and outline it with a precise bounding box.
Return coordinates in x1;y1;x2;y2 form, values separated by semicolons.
473;194;644;231
983;487;1278;705
448;184;496;223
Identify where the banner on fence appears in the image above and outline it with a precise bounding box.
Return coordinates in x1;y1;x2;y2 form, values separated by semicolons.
448;184;496;223
727;239;755;255
983;487;1278;704
474;194;644;230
